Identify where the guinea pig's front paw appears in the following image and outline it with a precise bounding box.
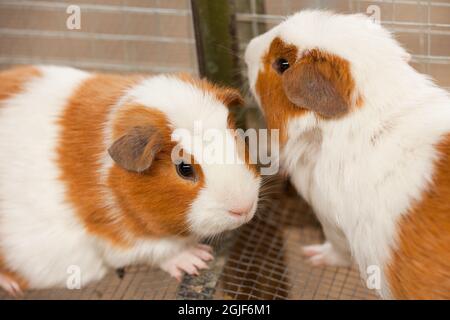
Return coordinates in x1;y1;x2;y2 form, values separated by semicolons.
302;242;352;267
160;244;214;282
0;273;24;298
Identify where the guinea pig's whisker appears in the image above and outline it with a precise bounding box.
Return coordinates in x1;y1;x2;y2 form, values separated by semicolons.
259;181;281;191
241;83;251;98
203;233;222;247
259;187;283;195
254;210;272;222
215;43;245;62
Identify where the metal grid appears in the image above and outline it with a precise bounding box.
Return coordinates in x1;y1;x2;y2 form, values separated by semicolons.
0;184;377;300
213;186;377;300
0;266;179;300
234;0;450;91
0;0;198;74
0;0;447;301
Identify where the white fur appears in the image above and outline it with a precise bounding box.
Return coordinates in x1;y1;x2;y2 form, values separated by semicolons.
0;66;260;291
105;75;260;238
0;66;107;288
245;10;450;298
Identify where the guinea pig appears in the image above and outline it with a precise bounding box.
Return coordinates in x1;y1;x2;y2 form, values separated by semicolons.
245;10;450;299
0;65;260;296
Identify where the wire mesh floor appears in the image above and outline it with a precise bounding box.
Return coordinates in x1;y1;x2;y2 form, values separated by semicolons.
213;188;377;300
0;183;377;300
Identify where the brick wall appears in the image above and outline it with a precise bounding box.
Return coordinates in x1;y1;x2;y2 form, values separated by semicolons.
0;0;198;74
0;1;448;89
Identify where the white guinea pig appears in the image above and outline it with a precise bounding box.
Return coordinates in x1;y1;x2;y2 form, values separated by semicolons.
0;65;260;296
245;10;450;299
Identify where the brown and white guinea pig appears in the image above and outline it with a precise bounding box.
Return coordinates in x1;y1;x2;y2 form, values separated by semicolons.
245;10;450;299
0;65;260;296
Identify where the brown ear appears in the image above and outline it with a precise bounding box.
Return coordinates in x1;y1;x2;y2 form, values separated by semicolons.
108;126;163;173
282;49;354;118
215;87;244;108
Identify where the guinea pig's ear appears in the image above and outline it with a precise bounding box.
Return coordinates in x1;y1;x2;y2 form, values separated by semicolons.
215;87;244;108
108;126;163;173
282;49;355;118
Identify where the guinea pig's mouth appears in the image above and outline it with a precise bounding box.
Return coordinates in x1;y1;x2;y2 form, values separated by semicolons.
228;201;257;223
188;204;257;238
227;203;258;229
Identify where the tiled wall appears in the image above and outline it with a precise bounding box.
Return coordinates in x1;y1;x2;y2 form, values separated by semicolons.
0;0;198;74
0;0;448;89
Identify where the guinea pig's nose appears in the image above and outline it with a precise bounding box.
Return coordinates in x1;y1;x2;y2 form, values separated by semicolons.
228;202;255;217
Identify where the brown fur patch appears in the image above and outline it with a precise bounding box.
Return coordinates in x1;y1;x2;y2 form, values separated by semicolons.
108;105;204;237
225;110;259;177
0;66;41;102
256;38;306;144
58;73;143;246
60;73;207;244
387;134;450;299
177;73;244;108
256;37;360;143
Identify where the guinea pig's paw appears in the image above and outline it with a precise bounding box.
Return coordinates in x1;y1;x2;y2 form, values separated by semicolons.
302;242;351;267
160;244;214;282
0;273;23;298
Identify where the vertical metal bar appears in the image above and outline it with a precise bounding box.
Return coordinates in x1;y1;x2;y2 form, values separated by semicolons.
248;0;266;36
235;0;267;45
190;0;241;87
252;0;260;36
349;0;354;12
426;0;431;74
418;0;427;71
177;2;245;300
283;0;290;15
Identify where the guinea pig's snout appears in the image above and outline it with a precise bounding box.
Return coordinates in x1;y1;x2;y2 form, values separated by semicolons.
228;201;256;218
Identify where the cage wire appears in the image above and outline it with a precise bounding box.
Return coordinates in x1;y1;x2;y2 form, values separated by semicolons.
0;0;449;300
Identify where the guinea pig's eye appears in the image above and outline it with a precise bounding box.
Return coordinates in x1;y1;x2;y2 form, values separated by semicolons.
273;58;290;74
176;161;196;181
